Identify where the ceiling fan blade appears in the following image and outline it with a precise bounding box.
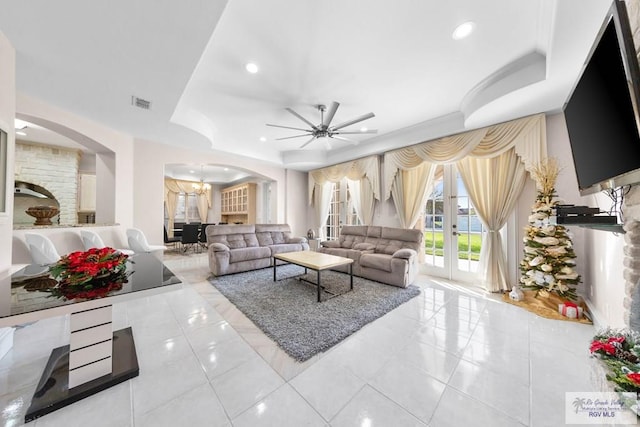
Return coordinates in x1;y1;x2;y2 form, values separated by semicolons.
332;135;359;145
299;136;317;148
276;134;313;141
333;129;378;135
331;112;375;131
266;123;313;132
285;108;318;130
322;101;340;127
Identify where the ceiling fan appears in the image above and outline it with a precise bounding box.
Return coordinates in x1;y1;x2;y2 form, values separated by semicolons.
266;101;377;149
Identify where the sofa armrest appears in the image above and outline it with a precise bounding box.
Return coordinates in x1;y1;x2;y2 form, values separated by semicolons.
353;242;376;251
392;248;416;259
321;240;341;248
210;243;230;252
286;236;308;244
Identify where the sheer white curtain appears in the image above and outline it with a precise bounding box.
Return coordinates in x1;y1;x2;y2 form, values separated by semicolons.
383;113;547;291
346;179;362;224
196;193;210;223
164;191;179;237
457;148;528;291
313;182;334;239
346;178;376;225
309;156;380;226
390;162;437;229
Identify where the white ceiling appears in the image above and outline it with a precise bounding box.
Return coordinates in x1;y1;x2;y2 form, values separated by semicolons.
0;0;614;171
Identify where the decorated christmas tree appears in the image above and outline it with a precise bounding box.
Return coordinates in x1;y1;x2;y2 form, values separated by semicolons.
519;158;581;301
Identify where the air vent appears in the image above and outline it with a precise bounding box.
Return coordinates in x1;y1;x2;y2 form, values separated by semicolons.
131;96;151;110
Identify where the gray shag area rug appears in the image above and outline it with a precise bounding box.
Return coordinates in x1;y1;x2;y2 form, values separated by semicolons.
208;264;420;362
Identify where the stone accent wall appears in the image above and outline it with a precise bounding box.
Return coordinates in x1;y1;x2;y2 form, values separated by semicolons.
14;142;79;225
624;0;640;328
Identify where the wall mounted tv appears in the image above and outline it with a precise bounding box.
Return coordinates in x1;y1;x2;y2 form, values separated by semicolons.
563;0;640;196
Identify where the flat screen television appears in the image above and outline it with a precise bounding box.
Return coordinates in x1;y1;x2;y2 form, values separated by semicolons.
563;0;640;196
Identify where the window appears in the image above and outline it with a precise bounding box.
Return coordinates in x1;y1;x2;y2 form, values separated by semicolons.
324;179;362;240
326;183;341;240
166;192;200;223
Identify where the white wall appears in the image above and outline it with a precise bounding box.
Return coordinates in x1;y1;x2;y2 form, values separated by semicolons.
284;169;310;237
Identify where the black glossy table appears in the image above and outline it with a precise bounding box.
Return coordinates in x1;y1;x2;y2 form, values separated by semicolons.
3;253;181;423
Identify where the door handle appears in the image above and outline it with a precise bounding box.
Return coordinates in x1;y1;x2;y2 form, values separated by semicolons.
452;231;459;236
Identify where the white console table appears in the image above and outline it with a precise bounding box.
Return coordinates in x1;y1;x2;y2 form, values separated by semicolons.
1;253;181;423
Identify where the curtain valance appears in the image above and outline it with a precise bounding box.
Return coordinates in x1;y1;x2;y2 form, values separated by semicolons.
383;114;547;198
164;178;211;206
308;155;380;204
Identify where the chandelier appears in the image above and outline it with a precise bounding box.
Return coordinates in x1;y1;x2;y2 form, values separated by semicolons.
192;166;211;192
192;180;211;191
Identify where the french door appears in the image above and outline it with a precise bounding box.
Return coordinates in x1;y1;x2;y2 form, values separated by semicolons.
423;164;484;282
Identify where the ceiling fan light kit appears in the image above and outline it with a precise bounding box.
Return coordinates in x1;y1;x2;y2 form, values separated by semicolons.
266;101;377;149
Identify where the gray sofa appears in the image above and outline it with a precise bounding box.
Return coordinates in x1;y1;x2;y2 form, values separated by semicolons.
207;224;309;276
318;225;423;288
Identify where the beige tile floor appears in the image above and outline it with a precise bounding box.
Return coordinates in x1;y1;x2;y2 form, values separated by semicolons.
0;252;598;426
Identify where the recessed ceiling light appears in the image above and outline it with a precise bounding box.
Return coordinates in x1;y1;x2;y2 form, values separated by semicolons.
259;136;267;142
189;170;195;174
16;131;26;136
360;127;368;132
245;62;259;74
452;21;475;40
224;168;229;171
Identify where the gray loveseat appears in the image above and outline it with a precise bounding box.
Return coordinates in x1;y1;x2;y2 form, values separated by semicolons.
318;225;423;288
207;224;309;276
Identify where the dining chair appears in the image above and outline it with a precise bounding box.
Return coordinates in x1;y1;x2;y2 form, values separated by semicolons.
180;224;200;253
126;228;166;253
164;226;181;251
24;233;61;265
80;230;135;256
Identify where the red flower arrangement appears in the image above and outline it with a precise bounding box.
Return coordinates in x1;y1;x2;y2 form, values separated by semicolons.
48;247;131;300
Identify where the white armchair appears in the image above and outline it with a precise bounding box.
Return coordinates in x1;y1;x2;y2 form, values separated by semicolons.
80;230;135;256
24;233;61;265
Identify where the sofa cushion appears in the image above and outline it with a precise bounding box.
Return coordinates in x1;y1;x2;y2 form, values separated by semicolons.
271;232;285;244
226;234;248;249
320;247;351;258
321;240;341;248
229;247;271;263
244;234;259;247
375;239;403;255
360;253;393;273
256;232;273;246
270;243;305;255
353;242;375;251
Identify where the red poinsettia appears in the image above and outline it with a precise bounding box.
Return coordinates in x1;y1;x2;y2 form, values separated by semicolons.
590;336;626;356
48;247;131;301
627;373;640;385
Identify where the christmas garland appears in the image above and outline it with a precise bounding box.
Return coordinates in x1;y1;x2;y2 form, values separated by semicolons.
590;329;640;393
